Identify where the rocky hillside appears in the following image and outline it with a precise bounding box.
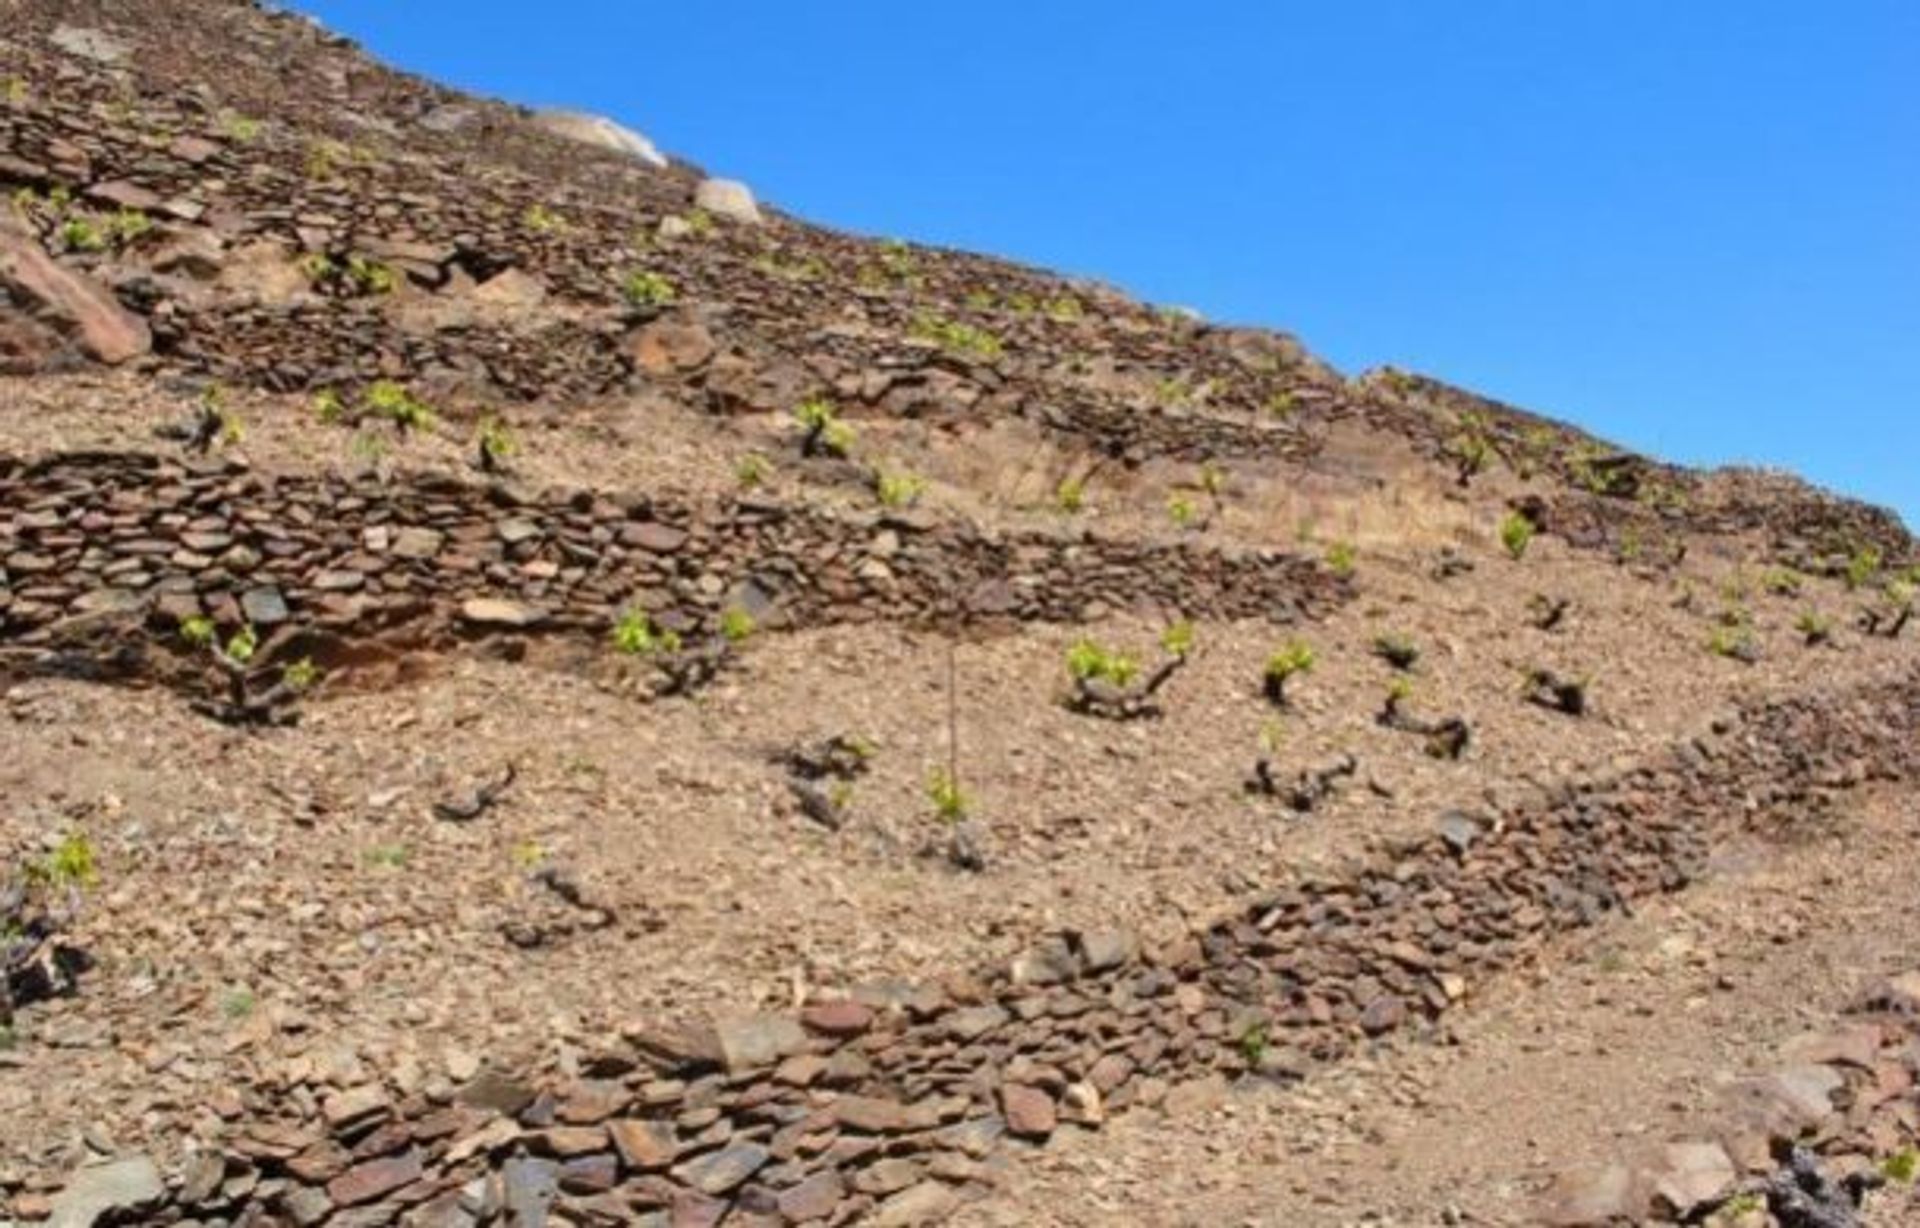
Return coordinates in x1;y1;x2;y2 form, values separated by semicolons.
2;3;1916;1227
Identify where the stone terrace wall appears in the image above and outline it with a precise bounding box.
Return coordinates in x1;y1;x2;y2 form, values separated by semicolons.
26;669;1914;1226
0;452;1348;658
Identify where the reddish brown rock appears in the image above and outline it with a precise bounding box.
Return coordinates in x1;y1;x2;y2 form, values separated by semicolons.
607;1118;679;1170
628;317;715;375
999;1084;1056;1140
802;999;875;1037
777;1170;845;1222
324;1148;422;1207
0;220;151;371
833;1094;908;1133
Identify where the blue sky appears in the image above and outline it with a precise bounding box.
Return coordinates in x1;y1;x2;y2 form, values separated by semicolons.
291;1;1916;526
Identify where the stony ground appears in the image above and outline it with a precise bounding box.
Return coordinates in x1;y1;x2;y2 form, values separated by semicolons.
954;787;1920;1226
2;4;1918;1227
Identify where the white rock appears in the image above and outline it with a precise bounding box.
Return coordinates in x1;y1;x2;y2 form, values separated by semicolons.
49;26;132;66
48;1155;163;1227
694;178;763;226
419;103;480;134
530;109;667;168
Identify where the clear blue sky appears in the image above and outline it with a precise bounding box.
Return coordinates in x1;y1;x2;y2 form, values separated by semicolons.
291;1;1916;527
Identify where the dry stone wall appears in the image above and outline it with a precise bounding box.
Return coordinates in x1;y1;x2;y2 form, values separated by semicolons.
0;451;1347;664
28;666;1914;1227
5;28;1913;565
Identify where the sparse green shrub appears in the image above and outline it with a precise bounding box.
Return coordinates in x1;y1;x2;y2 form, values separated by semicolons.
1066;640;1140;688
477;417;516;471
752;252;827;282
1845;545;1882;590
191;384;244;448
1263;641;1316;706
1500;511;1537;560
1054;477;1086;513
345;254;397;295
910;314;1003;360
58;217;106;252
1238;1021;1270;1066
221;989;257;1020
1372;633;1419;670
623;269;676;308
1265;389;1296;419
299;252;336;286
1566;443;1619;495
510;838;547;870
106;208;152;246
1159;621;1196;659
1198;462;1229;500
1795;610;1833;646
719;608;756;643
363;381;435;433
878;238;917;278
28;832;98;891
312;388;344;423
364;844;410;870
284;658;320;691
1448;414;1493;485
926;768;968;823
179;615;216;647
304;138;346;180
221;113;262;142
1044;295;1085;323
734;453;773;488
1719;1193;1765;1217
611;609;679;656
1166;494;1199;529
1707;624;1756;663
523;203;565;234
874;470;926;509
793;396;855;458
1761;567;1802;597
1155;376;1191;406
1325;540;1357;578
224;624;258;665
1883;1149;1918;1184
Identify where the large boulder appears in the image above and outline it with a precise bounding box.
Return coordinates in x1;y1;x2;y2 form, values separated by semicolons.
530;109;667;168
0;220;152;373
694;178;763;225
